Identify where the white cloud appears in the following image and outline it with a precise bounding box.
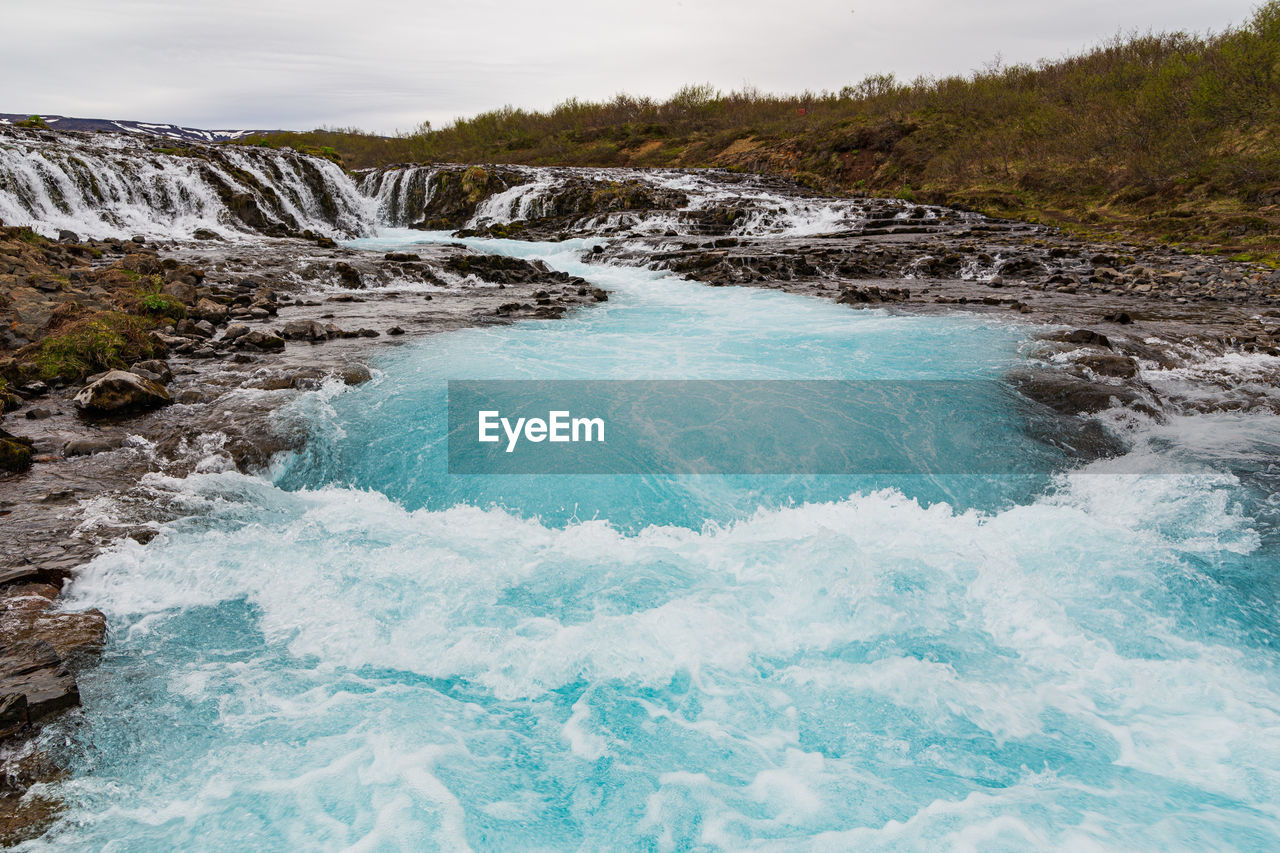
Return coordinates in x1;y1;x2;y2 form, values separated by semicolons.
0;0;1261;133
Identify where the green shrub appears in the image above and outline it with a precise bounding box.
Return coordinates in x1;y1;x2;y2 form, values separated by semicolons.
25;312;160;381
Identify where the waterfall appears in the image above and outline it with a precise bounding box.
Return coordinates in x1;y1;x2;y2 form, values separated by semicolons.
1;130;982;242
0;129;376;240
466;173;561;228
358;165;437;228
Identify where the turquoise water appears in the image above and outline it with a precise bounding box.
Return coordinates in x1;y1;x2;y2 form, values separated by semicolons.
29;235;1280;851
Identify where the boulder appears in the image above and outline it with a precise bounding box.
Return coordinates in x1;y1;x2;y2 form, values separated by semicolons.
334;262;364;288
281;319;332;342
1011;370;1158;417
836;285;910;305
162;281;198;304
1052;329;1113;349
997;257;1046;279
73;370;171;415
221;323;251;342
338;364;373;385
236;330;285;352
1076;353;1140;378
194;297;229;323
63;438;116;457
0;429;33;471
131;359;173;384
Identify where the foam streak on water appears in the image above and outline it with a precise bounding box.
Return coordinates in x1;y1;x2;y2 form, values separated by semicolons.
25;234;1280;852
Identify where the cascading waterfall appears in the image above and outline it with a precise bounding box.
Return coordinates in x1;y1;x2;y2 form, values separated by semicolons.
466;174;563;228
0;129;375;239
358;165;438;228
0;129;976;242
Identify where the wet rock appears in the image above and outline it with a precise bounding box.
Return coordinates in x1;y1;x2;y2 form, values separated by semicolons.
193;297;229;323
131;359;173;384
915;253;964;277
1076;352;1140;378
15;382;48;398
334;262;363;288
387;326;405;336
56;230;80;244
338;364;373;385
173;319;208;339
1052;329;1113;349
236;330;285;352
221;323;250;342
281;319;332;342
73;370;171;415
22;409;52;420
36;608;108;663
62;438;116;457
0;693;26;739
1012;370;1157;417
997;257;1046;278
836;285;910;305
0;431;33;472
1104;312;1134;324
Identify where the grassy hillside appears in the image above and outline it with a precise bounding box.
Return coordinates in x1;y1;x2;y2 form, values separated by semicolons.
243;3;1280;259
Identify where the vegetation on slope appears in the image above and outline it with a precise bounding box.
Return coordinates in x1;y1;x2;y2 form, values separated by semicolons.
240;3;1280;258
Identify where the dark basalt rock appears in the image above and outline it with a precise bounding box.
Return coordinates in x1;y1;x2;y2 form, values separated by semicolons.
996;257;1047;279
1010;370;1159;417
235;330;286;352
131;359;173;384
1053;329;1113;349
415;166;527;230
281;319;333;342
1075;352;1140;378
334;262;364;289
836;285;910;305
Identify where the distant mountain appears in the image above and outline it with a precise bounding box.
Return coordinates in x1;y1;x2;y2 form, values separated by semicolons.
0;113;283;142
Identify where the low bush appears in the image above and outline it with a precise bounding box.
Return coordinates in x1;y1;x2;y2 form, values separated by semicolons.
22;312;160;381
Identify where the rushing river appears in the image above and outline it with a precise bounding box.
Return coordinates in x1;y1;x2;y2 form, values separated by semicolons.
23;233;1280;851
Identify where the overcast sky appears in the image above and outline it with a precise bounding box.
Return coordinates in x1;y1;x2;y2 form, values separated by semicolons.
1;0;1262;133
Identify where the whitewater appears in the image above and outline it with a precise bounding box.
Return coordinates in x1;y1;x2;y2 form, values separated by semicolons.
3;137;1279;851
